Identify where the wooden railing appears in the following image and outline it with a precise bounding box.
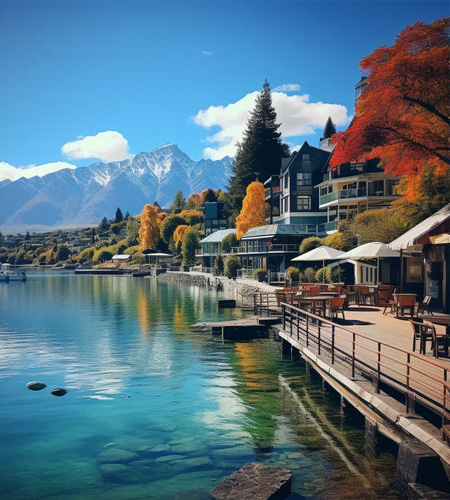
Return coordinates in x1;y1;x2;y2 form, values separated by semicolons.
280;302;450;439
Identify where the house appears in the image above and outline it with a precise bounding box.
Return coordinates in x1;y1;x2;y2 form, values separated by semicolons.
197;228;236;268
265;141;330;228
316;158;402;233
389;203;450;312
204;202;228;236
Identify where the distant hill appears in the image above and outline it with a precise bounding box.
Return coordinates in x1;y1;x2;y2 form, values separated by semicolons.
0;144;233;232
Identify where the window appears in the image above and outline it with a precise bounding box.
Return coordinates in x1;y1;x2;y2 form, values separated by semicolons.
302;154;310;160
296;196;311;211
284;174;288;189
297;172;311;187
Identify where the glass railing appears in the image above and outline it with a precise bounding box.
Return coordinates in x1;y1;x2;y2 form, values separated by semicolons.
319;191;338;204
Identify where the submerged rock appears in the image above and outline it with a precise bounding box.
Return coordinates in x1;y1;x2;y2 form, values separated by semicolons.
50;388;68;397
97;448;139;464
210;462;292;500
27;381;47;391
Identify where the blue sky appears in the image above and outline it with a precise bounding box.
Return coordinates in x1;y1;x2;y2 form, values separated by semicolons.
0;0;447;179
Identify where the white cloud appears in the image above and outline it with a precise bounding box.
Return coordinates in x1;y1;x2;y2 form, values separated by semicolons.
61;130;129;162
193;90;351;160
0;161;76;182
202;50;213;56
273;83;301;92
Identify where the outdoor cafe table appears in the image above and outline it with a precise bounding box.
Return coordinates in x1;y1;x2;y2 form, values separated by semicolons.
421;314;450;335
301;296;333;316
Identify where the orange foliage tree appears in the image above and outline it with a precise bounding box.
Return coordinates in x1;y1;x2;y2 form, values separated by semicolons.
173;225;190;245
236;182;266;239
331;18;450;183
138;204;160;250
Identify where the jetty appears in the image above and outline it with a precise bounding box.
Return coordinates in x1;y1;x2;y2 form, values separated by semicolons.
191;316;277;340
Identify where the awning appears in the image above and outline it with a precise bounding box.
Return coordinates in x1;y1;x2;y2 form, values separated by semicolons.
389;203;450;251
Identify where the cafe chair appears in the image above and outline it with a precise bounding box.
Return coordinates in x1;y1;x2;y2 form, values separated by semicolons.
409;320;433;355
330;297;346;320
417;295;433;316
431;325;449;358
396;295;416;318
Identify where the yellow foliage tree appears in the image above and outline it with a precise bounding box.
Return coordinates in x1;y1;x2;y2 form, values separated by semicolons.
139;204;160;250
173;225;190;245
236;182;266;239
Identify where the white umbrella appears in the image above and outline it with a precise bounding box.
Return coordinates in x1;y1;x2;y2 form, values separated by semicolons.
339;242;400;284
142;252;173;273
291;246;345;282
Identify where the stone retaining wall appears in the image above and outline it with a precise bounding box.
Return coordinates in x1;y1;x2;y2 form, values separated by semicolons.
156;271;278;307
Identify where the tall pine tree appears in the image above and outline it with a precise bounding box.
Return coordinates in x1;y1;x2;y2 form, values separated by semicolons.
115;207;124;223
322;116;336;140
227;80;289;215
172;189;186;214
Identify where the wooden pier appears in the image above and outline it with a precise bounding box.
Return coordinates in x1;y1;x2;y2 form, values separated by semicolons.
191;317;270;340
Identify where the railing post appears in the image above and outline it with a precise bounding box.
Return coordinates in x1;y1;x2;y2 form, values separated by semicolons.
318;324;321;355
259;293;262;316
282;304;285;330
306;315;309;347
406;353;411;413
443;369;447;440
297;309;300;341
290;307;293;336
352;333;356;378
253;294;257;315
377;342;381;393
331;325;335;364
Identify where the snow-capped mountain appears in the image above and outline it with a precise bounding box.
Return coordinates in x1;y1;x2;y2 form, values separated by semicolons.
0;144;233;232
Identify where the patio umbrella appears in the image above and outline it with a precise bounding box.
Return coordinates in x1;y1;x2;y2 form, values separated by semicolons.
339;242;400;284
291;246;345;281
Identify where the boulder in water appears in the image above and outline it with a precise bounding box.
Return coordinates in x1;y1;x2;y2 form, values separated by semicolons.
27;381;47;391
50;388;68;397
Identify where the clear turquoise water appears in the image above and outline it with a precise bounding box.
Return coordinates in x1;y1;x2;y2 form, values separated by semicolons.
0;272;401;500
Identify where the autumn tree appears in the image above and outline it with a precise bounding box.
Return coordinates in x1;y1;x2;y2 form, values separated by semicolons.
139;204;160;250
178;209;204;225
352;208;410;245
331;18;450;184
228;80;290;214
160;214;188;244
236;182;266;239
173;224;190;254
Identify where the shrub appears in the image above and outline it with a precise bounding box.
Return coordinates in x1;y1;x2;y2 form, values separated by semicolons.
315;267;337;283
304;267;316;283
253;268;267;282
224;255;241;279
287;266;300;282
93;248;113;263
322;232;352;251
353;208;410;245
299;236;322;254
214;255;224;276
221;233;238;253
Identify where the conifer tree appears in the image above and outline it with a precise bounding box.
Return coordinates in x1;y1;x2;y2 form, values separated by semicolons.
322;116;336;140
115;207;124;223
172;190;186;214
228;80;290;214
124;211;130;221
99;217;109;230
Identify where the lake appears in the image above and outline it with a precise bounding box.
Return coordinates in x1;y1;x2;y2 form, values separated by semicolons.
0;271;401;499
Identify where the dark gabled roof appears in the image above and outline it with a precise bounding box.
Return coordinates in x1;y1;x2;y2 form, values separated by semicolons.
281;141;331;174
241;224;309;240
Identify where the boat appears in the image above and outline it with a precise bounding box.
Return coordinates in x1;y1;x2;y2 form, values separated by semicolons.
0;263;27;282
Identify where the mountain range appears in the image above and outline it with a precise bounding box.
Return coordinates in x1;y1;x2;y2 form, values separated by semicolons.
0;144;233;232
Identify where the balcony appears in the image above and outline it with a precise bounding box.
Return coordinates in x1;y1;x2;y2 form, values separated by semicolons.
319;187;370;206
231;244;299;255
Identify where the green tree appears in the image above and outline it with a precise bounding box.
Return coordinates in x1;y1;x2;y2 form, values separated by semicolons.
353;208;410;244
214;254;224;275
203;188;217;203
299;236;322;254
160;214;188;244
172;189;186;214
126;218;140;246
90;228;96;244
221;233;238;253
25;230;30;241
224;255;241;279
0;231;3;245
227;80;290;214
99;217;109;231
322;116;336;140
124;211;130;220
115;207;124;223
181;229;199;265
55;245;71;262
